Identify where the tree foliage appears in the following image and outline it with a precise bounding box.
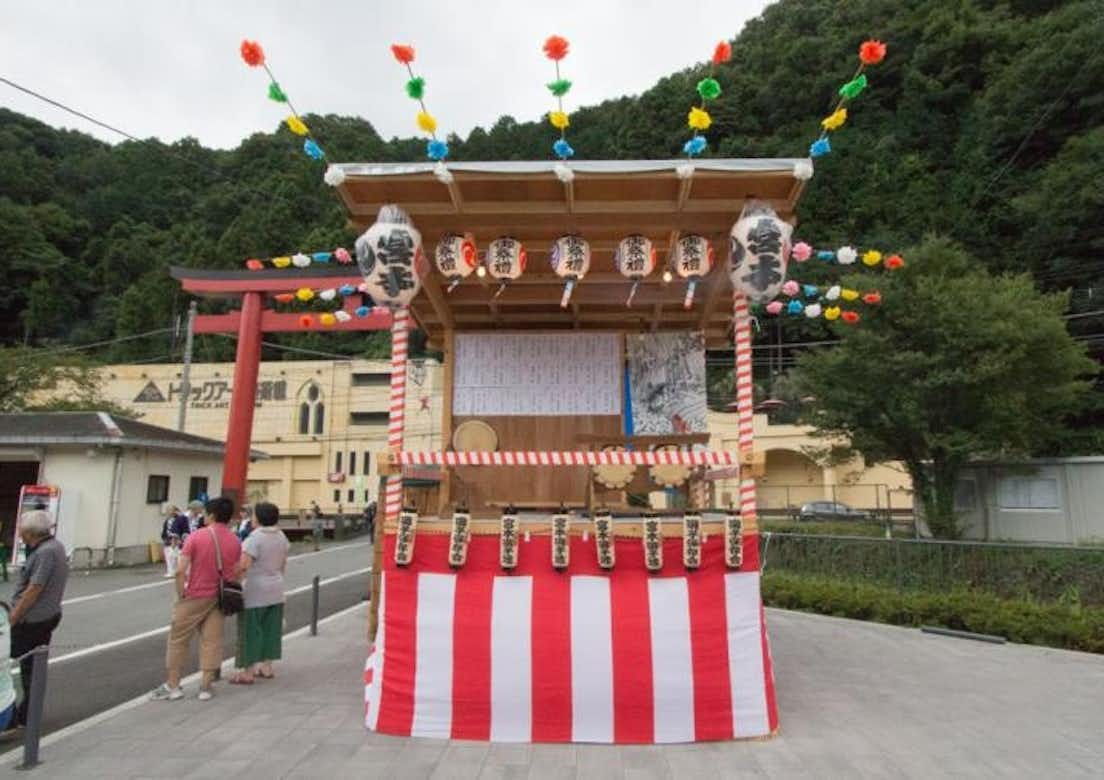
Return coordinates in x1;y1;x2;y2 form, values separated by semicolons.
792;237;1098;537
0;347;136;416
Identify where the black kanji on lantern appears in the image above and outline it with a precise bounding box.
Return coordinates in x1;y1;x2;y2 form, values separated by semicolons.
737;217;784;294
437;242;457;273
623;236;648;273
679;239;703;273
564;237;587;274
493;238;517;275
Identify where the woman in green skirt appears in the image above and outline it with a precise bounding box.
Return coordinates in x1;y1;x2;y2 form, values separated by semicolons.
230;502;289;684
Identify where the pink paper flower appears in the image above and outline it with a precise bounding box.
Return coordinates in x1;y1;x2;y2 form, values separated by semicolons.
791;241;812;262
765;300;784;315
781;280;801;297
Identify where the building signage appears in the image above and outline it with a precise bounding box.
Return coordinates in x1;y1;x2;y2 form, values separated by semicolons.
133;379;288;409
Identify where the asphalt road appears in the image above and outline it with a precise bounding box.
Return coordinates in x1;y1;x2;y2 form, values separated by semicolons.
0;538;374;736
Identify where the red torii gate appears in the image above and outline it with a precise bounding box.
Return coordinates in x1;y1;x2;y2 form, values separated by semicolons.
170;266;392;509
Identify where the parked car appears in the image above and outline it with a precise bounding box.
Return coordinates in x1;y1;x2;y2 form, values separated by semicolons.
799;500;870;522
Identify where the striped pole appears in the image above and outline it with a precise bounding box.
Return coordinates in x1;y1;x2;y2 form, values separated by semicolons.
733;291;757;523
384;306;410;525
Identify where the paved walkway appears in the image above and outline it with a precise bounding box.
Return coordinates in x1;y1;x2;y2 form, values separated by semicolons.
2;604;1101;778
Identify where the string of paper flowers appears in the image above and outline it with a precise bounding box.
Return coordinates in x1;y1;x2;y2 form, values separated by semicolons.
789;242;905;269
542;35;575;160
390;44;449;162
807;38;887;159
243;248;354;270
762;280;883;322
683;41;732;157
239;40;328;164
270;283;377;328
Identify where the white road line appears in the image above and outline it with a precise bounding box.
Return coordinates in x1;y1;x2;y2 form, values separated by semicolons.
57;540;372;607
0;601;369;764
27;568;372;669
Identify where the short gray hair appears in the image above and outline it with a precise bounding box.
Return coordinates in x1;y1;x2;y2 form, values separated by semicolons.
20;510;53;538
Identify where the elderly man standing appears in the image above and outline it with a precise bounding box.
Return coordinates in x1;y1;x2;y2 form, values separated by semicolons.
9;510;69;727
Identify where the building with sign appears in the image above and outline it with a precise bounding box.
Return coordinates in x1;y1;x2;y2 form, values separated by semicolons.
99;358;444;514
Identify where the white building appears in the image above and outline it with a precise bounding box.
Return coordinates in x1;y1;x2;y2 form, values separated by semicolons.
0;412;266;565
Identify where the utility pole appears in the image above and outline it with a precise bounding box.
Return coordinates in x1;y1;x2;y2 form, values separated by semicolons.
177;301;197;432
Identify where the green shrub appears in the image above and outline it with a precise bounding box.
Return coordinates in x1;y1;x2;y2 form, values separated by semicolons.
760;520;899;538
761;572;1104;654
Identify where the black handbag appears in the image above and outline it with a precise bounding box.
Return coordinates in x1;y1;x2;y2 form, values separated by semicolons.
209;527;244;615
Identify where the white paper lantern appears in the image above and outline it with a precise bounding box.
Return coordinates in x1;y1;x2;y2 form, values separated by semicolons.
550;235;591;308
614;234;657;307
355;205;427;308
435;233;478;292
728;200;794;303
486;237;527;298
672;234;715;309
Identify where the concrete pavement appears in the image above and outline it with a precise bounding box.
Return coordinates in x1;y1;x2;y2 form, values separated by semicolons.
2;603;1101;778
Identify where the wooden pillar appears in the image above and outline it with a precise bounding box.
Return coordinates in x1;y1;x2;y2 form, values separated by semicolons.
733;292;758;529
220;291;263;511
437;328;455;515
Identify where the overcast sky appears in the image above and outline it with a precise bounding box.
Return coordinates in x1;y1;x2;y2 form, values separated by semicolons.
1;0;772;150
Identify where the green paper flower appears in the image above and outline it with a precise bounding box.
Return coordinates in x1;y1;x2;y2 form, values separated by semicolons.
406;76;426;100
696;77;722;101
838;73;868;100
267;82;288;103
546;78;572;97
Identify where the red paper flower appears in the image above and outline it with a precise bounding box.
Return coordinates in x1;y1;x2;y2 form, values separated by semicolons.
842;310;861;324
245;258;264;271
274;293;294;304
390;44;415;65
712;41;732;65
299;314;314;328
863;291;882;305
885;254;905;270
240;40;265;67
543;35;570;61
859;39;887;65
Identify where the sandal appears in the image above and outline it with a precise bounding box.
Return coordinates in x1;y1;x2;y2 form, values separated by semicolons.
257;670;274;679
229;674;254;685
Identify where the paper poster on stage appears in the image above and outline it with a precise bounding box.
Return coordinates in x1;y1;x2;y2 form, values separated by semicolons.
627;331;707;434
453;333;621;416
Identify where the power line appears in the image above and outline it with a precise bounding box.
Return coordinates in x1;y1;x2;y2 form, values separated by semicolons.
34;328;174;357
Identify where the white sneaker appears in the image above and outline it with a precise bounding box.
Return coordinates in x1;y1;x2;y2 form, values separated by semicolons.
197;689;213;701
150;684;183;701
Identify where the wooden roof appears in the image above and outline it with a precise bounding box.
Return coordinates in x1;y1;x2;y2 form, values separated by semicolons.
331;159;808;349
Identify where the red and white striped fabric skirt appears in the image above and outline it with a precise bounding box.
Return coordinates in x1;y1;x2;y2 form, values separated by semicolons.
364;532;777;743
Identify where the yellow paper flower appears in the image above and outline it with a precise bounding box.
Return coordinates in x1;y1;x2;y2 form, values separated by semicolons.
417;111;437;133
840;288;860;301
295;287;315;302
319;312;337;327
271;256;292;268
687;107;712;131
824;306;841;321
549;111;570;130
862;250;883;267
286;116;309;136
821;107;847;131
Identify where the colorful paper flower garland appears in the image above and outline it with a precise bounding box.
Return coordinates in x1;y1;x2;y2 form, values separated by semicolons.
682;41;732;157
240;40;328;163
390;44;449;162
243;248;354;270
807;39;887;158
542;35;575;160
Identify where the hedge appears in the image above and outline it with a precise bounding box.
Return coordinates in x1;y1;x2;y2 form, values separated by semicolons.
761;572;1104;654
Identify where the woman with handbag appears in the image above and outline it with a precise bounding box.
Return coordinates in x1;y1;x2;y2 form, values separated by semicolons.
229;502;289;685
150;497;242;702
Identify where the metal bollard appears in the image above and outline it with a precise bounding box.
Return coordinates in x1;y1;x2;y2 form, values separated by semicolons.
310;575;320;636
20;645;49;770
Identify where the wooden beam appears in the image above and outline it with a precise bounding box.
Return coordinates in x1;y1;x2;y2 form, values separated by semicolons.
349;198;789;218
438;328;454;515
419;276;454;329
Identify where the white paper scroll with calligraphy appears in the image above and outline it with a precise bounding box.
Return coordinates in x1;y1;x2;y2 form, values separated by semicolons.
395;508;418;566
448;509;471;568
550;235;591;308
642;514;663;571
729;200;793;303
355;205;428;307
500;509;519;570
435;233;478;292
725;510;743;569
594;510;615;570
453;333;620;416
683;512;702;569
551;512;570;570
627;331;706;434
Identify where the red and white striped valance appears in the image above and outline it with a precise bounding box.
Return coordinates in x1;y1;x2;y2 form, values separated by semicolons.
396;450;740;467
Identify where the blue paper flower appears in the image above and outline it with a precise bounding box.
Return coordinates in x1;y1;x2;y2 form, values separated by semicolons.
303;139;325;160
338;284;356;296
809;137;831;158
312;252;332;263
803;284;819;299
427;139;449;161
683;136;708;156
817;250;836;262
354;305;372;318
553;139;575;159
787;299;805;316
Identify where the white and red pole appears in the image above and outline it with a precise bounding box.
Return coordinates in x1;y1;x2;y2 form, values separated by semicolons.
384;306;410;525
733;292;757;525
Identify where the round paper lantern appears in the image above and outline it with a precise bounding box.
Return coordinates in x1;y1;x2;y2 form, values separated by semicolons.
614;235;657;307
355;205;427;308
485;237;527;298
672;234;715;309
435;233;478;292
550;235;591;308
729;201;794;303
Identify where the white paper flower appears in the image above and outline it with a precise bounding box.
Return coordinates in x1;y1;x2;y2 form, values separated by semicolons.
318;288;337;301
825;285;841;301
837;246;858;265
804;302;823;318
291;253;311;268
793;159;814;181
433;162;454;185
554;163;574;183
676;162;695;180
323;165;346;187
334;310;352;323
